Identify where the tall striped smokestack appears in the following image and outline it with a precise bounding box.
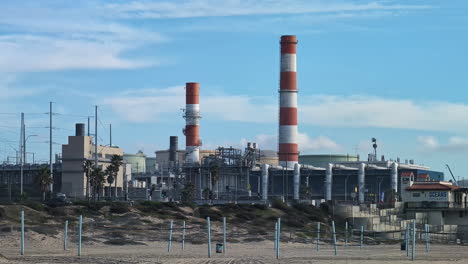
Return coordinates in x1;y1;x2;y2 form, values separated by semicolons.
279;35;298;169
184;82;201;165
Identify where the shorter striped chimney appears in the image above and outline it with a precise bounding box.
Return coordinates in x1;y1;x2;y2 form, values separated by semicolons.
184;82;201;165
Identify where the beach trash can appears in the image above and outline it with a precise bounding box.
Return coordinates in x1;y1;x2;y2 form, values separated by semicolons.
400;242;406;251
216;243;223;253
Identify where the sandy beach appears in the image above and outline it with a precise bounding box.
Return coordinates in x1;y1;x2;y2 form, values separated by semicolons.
1;231;467;264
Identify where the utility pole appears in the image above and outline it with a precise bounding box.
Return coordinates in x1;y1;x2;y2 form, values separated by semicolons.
50;102;54;193
94;106;98;167
20;112;24;196
109;123;112;147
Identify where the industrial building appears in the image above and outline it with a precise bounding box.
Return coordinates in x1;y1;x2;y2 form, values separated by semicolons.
0;163;61;200
148;35;445;206
61;123;126;198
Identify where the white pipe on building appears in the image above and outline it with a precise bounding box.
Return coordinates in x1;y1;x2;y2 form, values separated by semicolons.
391;162;398;194
301;164;326;170
293;163;300;200
325;163;333;201
262;164;269;201
358;163;366;203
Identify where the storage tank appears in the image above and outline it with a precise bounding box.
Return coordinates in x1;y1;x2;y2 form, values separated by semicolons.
299;154;359;168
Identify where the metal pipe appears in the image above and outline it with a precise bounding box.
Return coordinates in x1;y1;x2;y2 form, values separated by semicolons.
20;210;24;255
223;217;227;254
325;163;333;201
78;215;82;256
182;221;186;250
391;162;398;195
332;221;337;255
358;163;366;203
168;220;173;252
293;163;300;200
262;164;269;201
207;217;211;258
64;220;68;250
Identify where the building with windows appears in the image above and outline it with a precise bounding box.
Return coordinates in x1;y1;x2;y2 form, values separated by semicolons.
61;124;125;198
401;171;468;226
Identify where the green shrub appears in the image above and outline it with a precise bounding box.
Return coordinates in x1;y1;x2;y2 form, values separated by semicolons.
271;197;288;210
109;203;130;214
235;212;256;221
21;201;45;211
196;206;222;221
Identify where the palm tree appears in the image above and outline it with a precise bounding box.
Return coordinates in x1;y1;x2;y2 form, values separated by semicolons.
38;166;53;201
210;164;220;199
83;160;94;200
105;165;115;198
110;155;123;199
91;167;106;201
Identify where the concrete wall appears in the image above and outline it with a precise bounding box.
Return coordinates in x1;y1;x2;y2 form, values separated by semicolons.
62;135;124;198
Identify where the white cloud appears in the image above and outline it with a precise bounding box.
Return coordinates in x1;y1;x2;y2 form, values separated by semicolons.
239;132;340;152
104;87;468;134
300;95;468;133
106;0;429;19
0;2;166;72
418;136;468;152
298;133;341;153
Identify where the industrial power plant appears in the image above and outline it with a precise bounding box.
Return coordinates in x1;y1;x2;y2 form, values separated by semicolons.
129;35;444;207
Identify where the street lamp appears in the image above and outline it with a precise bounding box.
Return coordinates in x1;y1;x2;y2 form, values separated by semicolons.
20;134;38;195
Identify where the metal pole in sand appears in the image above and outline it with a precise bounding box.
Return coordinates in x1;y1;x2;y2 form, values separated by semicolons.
276;218;281;259
345;221;348;247
406;223;409;257
425;224;428;253
360;225;364;249
78;215;82;256
427;224;431;252
64;220;68;250
412;220;416;261
223;217;227;254
274;219;278;254
316;222;320;252
332;221;337;255
20;210;24;256
168;220;173;252
207;217;212;258
182;221;186;251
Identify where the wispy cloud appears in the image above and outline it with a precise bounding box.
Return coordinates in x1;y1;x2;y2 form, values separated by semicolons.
106;0;430;19
0;1;166;72
102;86;468;134
239;132;341;153
418;136;468;153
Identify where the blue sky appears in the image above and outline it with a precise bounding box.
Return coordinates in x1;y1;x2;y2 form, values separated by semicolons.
0;0;467;178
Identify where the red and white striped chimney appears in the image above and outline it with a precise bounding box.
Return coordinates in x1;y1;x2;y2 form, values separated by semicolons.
184;82;201;165
278;35;298;169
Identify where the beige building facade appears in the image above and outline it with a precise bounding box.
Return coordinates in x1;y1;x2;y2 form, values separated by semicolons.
61;125;124;198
